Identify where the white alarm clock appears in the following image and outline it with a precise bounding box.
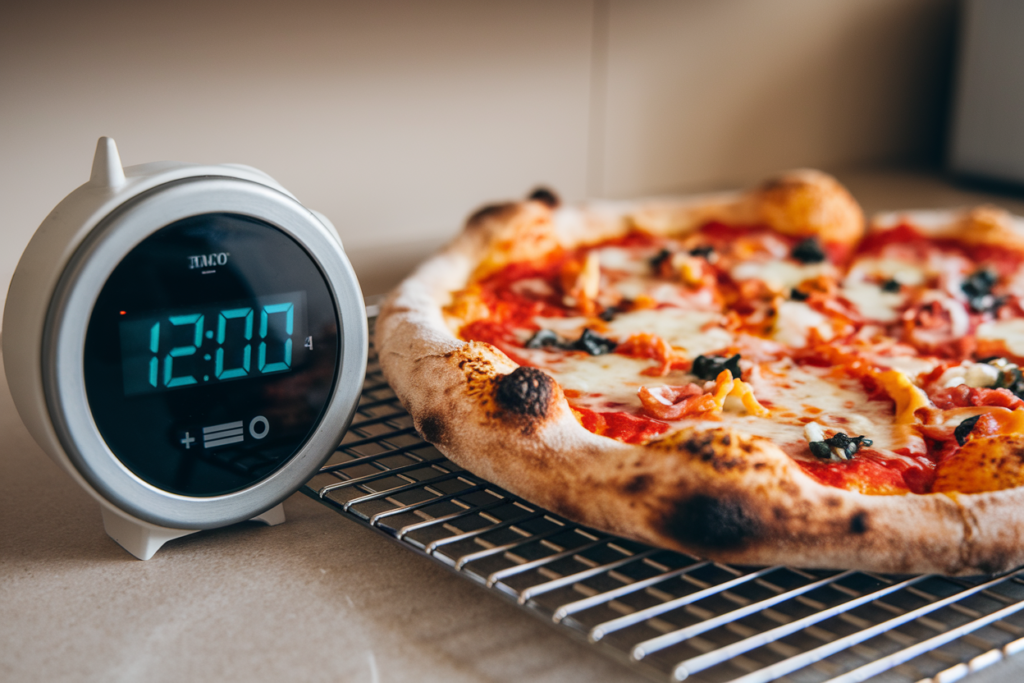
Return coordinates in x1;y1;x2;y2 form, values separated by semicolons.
3;138;367;559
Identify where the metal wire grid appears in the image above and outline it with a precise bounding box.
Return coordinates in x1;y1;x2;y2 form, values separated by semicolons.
303;316;1024;683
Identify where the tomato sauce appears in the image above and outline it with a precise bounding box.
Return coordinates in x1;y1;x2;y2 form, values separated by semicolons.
573;406;670;444
797;448;936;494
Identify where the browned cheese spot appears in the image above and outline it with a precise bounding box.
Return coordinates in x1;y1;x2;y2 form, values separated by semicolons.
494;366;554;419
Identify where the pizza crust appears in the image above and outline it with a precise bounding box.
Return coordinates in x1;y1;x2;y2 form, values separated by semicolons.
376;174;1024;576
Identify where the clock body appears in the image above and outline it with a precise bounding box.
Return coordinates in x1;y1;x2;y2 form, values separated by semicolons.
3;139;366;555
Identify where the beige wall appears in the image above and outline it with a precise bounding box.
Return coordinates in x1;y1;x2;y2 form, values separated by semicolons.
0;0;955;310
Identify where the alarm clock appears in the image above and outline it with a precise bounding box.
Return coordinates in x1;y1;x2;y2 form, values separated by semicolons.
3;138;367;559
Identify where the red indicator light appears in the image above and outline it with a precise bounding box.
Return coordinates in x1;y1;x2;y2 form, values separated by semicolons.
119;311;126;315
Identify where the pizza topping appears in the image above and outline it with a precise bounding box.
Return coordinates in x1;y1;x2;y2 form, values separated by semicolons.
648;246;713;287
804;421;827;449
954;414;982;446
615;333;687;376
967;362;1002;387
527;186;560;208
929;384;1024;411
638;370;767;420
876;370;931;424
605;309;734;358
804;422;874;461
689;244;717;262
903;295;971;352
525;328;617;356
449;200;1024;497
638;383;712;419
692;354;743;381
730;259;832;293
935;361;1001;389
839;264;906;323
525;329;561;349
574;328;618;356
961;267;1001;313
792;237;827;264
991;359;1024;398
772;300;834;347
977;318;1024;357
650;248;673;275
559;251;601;312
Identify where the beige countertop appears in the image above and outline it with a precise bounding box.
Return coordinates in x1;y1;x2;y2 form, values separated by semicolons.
5;170;1024;683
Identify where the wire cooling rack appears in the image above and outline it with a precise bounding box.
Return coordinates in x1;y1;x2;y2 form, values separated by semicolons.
302;312;1024;683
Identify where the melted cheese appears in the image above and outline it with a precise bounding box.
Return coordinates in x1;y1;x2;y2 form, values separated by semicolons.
742;361;906;453
545;353;685;409
865;353;936;379
876;370;930;424
455;222;986;489
533;316;590;336
772;301;833;347
849;257;926;286
730;260;831;291
538;348;912;460
605;309;733;356
596;246;653;275
840;281;903;322
936;361;1000;389
977;319;1024;357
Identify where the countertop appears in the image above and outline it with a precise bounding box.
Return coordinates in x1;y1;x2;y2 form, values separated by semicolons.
5;170;1024;683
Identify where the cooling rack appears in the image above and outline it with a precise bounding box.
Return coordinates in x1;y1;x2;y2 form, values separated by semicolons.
302;311;1024;683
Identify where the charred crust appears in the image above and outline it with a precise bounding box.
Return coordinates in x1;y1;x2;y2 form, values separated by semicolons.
494;367;554;419
527;187;560;208
689;434;749;472
623;474;652;495
466;202;518;230
417;413;447;446
849;511;868;535
666;495;760;549
975;552;1013;576
760;176;795;192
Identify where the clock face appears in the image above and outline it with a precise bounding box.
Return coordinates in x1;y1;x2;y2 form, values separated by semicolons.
83;213;341;497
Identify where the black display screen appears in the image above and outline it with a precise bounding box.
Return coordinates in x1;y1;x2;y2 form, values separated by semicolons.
117;291;308;396
84;214;340;497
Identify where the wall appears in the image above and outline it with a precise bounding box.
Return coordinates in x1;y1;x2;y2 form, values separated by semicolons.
0;0;956;309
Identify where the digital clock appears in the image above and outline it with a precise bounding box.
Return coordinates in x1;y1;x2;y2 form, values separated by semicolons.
3;138;367;559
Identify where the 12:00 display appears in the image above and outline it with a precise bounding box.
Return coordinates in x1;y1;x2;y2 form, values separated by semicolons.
118;291;308;396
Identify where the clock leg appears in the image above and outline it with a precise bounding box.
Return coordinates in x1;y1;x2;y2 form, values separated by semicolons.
248;503;286;527
100;507;198;560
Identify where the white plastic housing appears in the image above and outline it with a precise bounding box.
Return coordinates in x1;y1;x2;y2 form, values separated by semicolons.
2;138;365;559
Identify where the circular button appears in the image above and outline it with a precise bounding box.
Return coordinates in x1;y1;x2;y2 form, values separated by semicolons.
249;415;270;440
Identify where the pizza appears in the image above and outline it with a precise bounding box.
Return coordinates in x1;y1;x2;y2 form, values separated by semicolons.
375;170;1024;575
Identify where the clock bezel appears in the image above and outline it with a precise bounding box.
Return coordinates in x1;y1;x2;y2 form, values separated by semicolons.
42;176;367;529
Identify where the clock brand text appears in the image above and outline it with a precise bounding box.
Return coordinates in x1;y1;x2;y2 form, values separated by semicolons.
188;253;229;269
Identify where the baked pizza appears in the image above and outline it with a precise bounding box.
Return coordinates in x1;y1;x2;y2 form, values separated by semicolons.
375;170;1024;575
